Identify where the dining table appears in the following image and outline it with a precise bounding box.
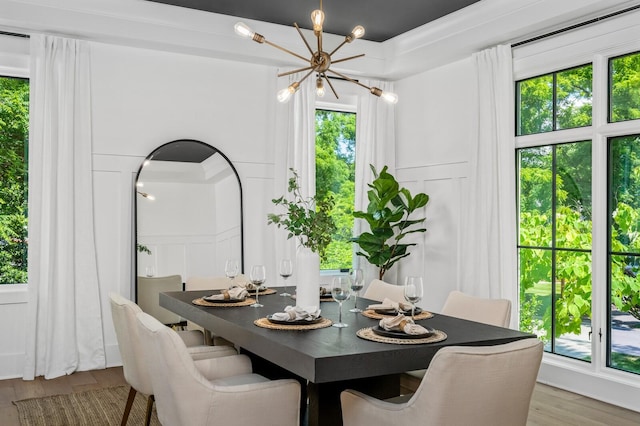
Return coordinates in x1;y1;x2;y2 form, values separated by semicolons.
160;289;536;426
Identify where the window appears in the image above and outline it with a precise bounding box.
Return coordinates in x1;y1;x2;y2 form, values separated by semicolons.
315;109;356;270
516;64;592;135
517;49;640;375
517;142;592;360
0;76;29;284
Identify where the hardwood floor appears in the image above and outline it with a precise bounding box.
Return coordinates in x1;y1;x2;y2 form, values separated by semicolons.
0;367;638;425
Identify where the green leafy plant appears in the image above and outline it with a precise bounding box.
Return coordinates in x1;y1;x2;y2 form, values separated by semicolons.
136;244;152;255
268;169;337;260
351;165;429;280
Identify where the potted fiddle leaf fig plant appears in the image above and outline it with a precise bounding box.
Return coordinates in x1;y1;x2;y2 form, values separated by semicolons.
351;165;429;280
268;169;336;308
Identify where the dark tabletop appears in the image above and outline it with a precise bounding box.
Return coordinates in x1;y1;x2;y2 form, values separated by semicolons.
160;290;536;384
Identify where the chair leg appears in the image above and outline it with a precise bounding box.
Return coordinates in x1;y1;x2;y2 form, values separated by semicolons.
145;394;155;426
121;387;136;426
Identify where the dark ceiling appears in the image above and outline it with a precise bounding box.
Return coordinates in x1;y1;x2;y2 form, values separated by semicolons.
147;0;483;42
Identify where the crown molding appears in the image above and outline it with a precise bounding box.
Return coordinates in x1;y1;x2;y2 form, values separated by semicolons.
1;0;638;80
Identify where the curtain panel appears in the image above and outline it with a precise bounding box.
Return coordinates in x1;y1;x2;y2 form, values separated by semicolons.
459;45;516;313
24;34;105;380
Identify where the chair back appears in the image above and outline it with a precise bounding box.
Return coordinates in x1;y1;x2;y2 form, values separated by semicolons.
137;275;183;325
362;279;405;303
441;290;511;327
415;338;543;425
136;311;212;426
109;292;153;395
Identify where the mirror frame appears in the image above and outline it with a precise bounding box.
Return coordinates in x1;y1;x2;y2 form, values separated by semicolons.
133;139;244;301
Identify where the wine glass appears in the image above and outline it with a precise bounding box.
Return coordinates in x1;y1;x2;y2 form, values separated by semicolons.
348;268;364;313
331;276;351;328
225;259;239;286
249;265;266;307
404;276;424;321
279;259;293;297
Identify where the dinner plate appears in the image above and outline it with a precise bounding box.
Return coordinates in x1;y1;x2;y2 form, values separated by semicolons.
266;315;324;325
371;325;435;340
202;296;246;303
373;307;422;316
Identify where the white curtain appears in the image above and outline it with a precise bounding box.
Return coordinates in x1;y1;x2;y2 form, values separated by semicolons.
355;80;397;285
24;34;105;380
459;45;516;303
273;73;316;261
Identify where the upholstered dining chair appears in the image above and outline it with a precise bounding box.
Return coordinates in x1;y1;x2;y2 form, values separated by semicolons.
341;338;543;426
401;290;512;394
185;275;248;346
136;311;302;426
109;293;238;426
441;290;512;328
137;274;185;326
362;279;406;303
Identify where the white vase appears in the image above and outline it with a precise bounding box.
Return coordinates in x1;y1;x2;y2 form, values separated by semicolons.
295;245;320;309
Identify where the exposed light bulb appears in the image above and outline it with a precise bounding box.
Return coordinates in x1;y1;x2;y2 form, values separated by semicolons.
136;182;144;188
234;22;254;39
316;77;325;97
146;194;156;201
277;85;297;103
351;26;365;40
380;91;399;104
143;160;151;167
311;10;324;33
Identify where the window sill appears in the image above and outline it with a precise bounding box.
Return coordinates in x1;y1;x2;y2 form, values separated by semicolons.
0;284;28;304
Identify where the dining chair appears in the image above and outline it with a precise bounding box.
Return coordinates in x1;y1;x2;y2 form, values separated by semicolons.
341;338;543;426
137;274;185;327
109;293;238;426
362;279;406;303
185;274;248;346
135;310;302;426
401;290;512;394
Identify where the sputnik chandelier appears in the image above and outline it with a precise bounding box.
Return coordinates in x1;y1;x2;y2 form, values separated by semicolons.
234;0;398;104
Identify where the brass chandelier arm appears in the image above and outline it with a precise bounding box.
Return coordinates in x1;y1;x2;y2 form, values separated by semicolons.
298;65;321;86
323;75;339;99
330;53;365;65
263;39;309;63
278;65;315;78
328;40;349;57
326;69;371;91
294;23;315;57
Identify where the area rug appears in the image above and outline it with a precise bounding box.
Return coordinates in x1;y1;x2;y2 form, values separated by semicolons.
13;385;160;426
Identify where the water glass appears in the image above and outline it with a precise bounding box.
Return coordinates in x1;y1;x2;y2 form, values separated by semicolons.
404;276;424;321
348;268;364;313
250;264;266;308
332;276;351;328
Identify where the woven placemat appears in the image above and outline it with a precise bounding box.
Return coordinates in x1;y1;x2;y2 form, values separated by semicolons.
254;317;333;330
192;297;256;307
361;309;433;320
356;327;447;345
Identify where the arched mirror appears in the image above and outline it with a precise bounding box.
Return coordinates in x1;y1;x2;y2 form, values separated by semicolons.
134;140;243;305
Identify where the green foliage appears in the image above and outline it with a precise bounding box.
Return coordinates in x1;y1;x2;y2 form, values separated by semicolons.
0;76;29;284
351;165;429;280
517;64;592;135
611;52;640;122
315;110;356;269
268;169;337;261
136;244;152;255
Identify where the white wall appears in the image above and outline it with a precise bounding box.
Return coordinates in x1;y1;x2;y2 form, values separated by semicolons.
0;40;283;378
394;58;475;312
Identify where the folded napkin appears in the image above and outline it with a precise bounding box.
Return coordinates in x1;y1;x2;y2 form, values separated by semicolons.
204;287;248;301
379;314;429;335
270;305;321;322
231;282;265;292
367;297;413;312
